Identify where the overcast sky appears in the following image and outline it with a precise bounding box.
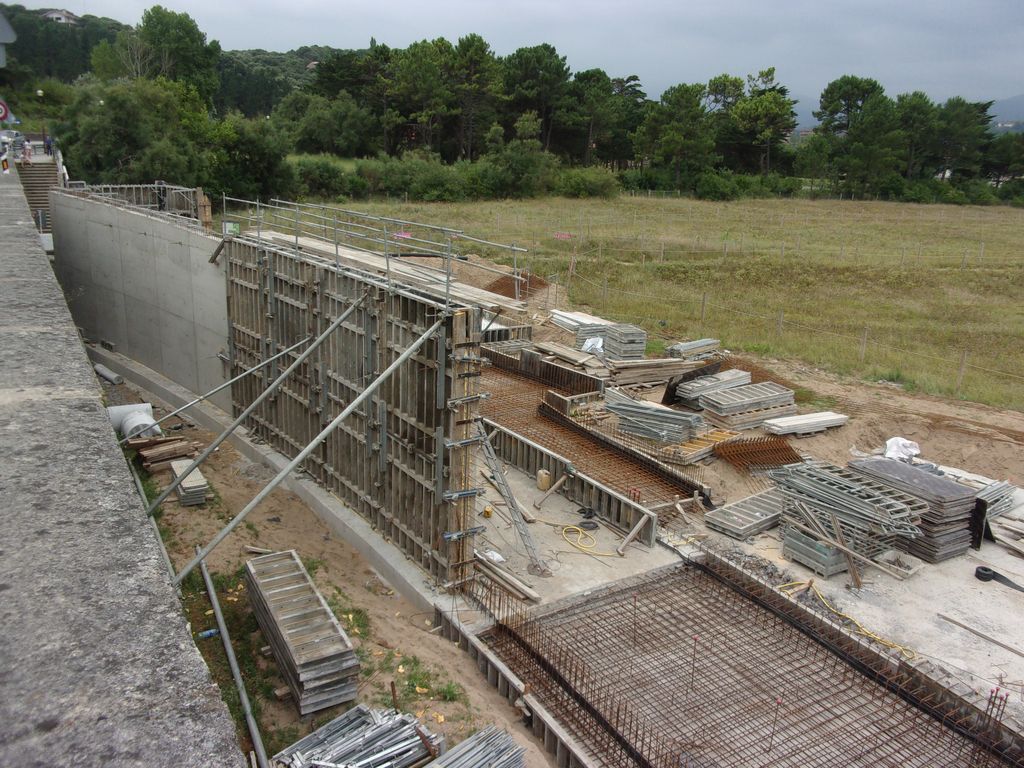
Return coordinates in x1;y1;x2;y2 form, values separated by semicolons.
74;0;1023;106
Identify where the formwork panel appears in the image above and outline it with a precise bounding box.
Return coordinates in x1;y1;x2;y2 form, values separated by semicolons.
226;238;479;581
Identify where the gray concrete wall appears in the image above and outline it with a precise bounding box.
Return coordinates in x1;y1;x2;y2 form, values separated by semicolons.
2;167;243;766
49;191;231;411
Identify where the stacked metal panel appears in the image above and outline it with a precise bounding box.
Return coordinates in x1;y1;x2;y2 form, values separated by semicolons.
245;550;359;715
426;726;526;767
604;323;648;360
782;526;848;577
849;458;977;562
667;338;720;359
549;309;614;349
700;382;796;430
675;369;751;407
605;388;704;443
169;459;209;505
704;488;784;539
275;705;443;768
762;411;849;436
771;462;924;561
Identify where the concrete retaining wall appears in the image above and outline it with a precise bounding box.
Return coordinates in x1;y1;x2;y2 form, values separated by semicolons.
50;191;230;410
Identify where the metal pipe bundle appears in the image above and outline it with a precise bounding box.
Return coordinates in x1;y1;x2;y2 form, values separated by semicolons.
604;388;704;443
274;705;443;768
426;726;525;767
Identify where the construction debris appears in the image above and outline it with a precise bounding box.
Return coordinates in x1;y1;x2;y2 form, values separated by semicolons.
425;725;525;767
713;436;802;471
273;705;443;768
782;525;848;577
603;323;647;360
704;487;784;539
245;551;360;715
169;459;210;505
849;458;977;562
674;368;750;407
762;411;849;436
700;382;796;430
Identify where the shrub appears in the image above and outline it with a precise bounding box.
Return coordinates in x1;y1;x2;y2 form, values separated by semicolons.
291;155;349;198
555;166;620;198
695;171;740;201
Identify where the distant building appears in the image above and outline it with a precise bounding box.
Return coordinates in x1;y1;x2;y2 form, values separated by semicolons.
40;9;81;25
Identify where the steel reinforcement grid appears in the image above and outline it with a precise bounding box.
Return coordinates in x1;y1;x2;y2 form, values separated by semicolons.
482;561;1022;768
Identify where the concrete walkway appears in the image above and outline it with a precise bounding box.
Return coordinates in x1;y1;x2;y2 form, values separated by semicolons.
0;167;242;765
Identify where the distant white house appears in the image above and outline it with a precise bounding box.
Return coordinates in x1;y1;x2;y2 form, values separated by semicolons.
41;9;81;25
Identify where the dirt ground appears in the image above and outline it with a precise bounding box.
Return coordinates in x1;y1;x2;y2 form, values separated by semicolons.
108;383;554;766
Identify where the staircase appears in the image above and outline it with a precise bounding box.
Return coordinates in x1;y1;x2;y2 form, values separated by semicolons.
17;155;60;233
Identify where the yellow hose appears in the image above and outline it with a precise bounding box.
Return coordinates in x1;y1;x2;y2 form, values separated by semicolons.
560;525;620;557
779;580;916;660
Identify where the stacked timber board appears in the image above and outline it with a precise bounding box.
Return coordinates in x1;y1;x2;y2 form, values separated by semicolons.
604;324;647;360
700;382;796;430
246;551;359;714
604;388;703;443
763;411;848;436
849;458;977;562
704;488;784;539
169;459;209;505
659;429;741;465
675;369;751;408
667;338;720;359
604;357;706;386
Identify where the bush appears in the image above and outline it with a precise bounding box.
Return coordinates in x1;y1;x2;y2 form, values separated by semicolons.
291;155;349;198
695;171;740;201
555;167;620;198
957;179;998;206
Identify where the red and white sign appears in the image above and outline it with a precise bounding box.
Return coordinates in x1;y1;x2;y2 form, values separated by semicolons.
553;232;574;240
0;99;9;122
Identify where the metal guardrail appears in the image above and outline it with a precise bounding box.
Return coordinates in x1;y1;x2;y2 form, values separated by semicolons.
57;183;206;231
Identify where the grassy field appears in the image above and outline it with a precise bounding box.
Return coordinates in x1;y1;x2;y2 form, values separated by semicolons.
304;196;1024;410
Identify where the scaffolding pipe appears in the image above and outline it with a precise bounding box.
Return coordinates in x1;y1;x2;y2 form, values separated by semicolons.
124;453;179;593
146;294;367;516
198;551;270;768
118;335;312;446
173;317;445;585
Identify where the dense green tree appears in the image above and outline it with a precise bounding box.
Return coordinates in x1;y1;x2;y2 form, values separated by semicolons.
502;44;571;151
815;75;885;136
634;83;716;188
793;133;833;192
841;92;902;196
388;38;454;152
215;53;291;116
137;6;221;104
603;75;647;169
451;33;502;160
985;132;1024;186
561;68;618;165
935;97;994;181
894;91;939;179
730;69;797;173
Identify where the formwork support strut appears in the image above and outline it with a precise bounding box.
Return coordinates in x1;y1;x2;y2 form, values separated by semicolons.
173;317;445;586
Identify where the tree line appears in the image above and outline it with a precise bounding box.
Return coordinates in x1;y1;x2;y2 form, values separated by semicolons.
2;3;1022;204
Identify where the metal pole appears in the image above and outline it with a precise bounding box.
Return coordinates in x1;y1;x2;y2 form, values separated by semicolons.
445;238;453;310
118;335;312;445
125;454;179;595
198;551;270;768
173;318;444;585
146;295;367;515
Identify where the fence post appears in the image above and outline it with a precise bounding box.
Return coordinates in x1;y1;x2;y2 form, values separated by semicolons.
776;310;784;337
956;350;969;397
700;292;708;327
603;277;609;304
859;327;868;363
